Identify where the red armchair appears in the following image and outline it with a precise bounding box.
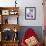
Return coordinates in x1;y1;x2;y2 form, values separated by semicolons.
21;28;41;46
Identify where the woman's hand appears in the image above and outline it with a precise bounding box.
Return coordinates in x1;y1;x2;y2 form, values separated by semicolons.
25;36;38;46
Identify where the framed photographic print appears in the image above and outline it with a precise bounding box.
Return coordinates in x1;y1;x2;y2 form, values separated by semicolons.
2;28;13;41
2;10;9;15
25;7;36;20
2;16;8;24
2;16;18;24
8;16;18;24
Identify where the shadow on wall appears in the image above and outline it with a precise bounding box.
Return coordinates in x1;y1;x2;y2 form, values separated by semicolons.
18;26;43;44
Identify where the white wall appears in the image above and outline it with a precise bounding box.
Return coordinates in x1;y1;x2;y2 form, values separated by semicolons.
18;0;44;26
0;0;43;26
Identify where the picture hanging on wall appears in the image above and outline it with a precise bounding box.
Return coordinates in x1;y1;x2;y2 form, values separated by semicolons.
25;7;36;20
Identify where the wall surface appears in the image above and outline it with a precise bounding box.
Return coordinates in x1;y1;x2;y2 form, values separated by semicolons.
18;0;43;26
0;0;43;26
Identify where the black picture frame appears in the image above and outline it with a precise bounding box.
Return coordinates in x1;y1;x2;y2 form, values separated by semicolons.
25;7;36;20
